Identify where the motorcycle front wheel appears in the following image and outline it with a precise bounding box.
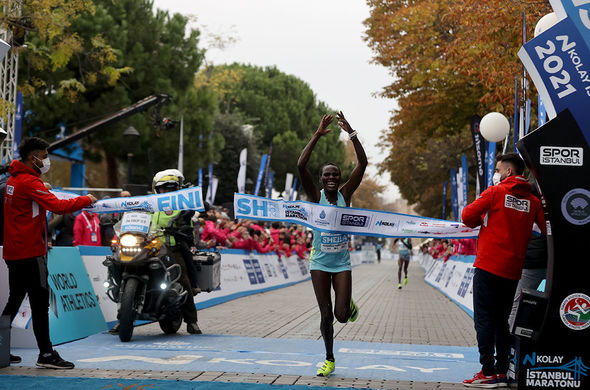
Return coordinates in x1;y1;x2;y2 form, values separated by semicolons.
119;278;140;342
159;315;182;334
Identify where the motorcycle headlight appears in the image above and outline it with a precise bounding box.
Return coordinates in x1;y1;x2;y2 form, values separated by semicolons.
120;234;138;247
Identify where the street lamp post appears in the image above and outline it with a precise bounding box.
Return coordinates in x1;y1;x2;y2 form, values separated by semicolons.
123;126;140;184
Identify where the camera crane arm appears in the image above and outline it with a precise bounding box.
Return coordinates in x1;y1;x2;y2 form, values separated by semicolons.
47;93;171;152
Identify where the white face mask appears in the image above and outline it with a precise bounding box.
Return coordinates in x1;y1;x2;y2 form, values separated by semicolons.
34;156;51;174
492;172;502;186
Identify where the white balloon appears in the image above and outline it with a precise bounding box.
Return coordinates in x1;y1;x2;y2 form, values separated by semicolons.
534;13;558;37
480;112;510;142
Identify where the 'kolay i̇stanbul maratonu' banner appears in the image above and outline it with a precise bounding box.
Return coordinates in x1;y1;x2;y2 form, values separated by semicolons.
518;15;590;147
52;187;205;214
234;193;479;239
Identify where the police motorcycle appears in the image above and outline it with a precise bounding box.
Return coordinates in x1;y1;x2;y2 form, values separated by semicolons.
103;210;190;342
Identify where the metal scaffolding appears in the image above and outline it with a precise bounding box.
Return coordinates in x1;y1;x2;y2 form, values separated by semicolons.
0;0;21;165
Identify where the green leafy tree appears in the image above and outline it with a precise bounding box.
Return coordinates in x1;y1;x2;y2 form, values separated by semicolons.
211;113;260;205
21;0;216;187
196;63;347;193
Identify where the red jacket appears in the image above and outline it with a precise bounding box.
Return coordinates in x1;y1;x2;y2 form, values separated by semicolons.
3;160;93;260
462;175;545;280
73;210;102;246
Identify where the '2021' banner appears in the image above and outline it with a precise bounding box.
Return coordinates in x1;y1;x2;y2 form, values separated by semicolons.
518;16;590;146
234;193;479;239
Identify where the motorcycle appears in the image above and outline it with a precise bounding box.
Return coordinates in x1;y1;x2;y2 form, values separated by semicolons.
103;211;191;342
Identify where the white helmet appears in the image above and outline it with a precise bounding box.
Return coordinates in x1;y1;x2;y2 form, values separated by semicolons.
152;169;184;193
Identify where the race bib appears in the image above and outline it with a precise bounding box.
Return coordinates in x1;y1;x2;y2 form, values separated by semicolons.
320;232;348;253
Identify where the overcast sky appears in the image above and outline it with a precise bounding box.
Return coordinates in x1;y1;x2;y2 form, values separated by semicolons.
153;0;401;202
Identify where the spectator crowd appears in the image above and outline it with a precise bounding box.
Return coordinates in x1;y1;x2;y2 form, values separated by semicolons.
420;238;477;262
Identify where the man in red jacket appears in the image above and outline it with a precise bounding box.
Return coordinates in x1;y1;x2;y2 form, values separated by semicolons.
2;137;96;369
461;153;545;388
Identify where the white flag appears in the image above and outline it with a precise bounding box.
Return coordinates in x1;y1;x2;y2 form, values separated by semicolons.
284;173;293;200
237;148;247;193
211;177;219;205
177;115;184;174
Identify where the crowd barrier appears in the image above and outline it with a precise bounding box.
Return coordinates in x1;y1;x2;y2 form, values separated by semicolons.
1;245;378;347
416;253;476;317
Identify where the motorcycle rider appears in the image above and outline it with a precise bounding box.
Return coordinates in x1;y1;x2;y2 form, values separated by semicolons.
150;169;201;334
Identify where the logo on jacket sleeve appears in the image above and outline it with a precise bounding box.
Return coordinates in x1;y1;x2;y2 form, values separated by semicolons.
504;194;531;213
504;195;530;213
6;185;13;195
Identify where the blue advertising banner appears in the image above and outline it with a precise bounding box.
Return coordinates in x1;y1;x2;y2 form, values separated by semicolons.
254;154;268;196
513;76;519;152
13;92;23;159
486;142;497;188
518;16;590;146
461;155;468;207
442;180;447;220
48;247;107;344
450;168;459;221
290;177;298;201
538;94;547;127
550;0;590;51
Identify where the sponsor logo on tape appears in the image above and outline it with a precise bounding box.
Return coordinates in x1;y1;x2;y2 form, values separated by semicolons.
340;214;368;227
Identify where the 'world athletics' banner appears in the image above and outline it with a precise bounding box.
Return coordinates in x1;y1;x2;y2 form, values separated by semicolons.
52;187;205;214
234;193;479;239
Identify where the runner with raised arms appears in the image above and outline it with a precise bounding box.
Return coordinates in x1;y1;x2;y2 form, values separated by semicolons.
297;111;367;377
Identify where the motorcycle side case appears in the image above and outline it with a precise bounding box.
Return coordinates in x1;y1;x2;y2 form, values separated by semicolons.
193;252;221;292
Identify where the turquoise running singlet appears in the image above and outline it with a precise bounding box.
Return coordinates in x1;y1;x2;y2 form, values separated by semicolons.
309;190;351;273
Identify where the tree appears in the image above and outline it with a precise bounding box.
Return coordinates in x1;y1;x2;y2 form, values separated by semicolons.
364;0;551;216
195;63;347;193
21;0;217;187
210;112;260;205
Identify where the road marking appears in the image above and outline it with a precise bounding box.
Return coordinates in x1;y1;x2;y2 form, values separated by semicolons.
78;355;203;364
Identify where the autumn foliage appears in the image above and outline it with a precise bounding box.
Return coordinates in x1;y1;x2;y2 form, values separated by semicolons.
364;0;551;216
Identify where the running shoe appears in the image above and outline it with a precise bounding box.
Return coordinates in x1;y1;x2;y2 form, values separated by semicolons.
36;350;75;369
187;322;202;334
462;370;497;388
398;283;402;289
495;373;508;387
10;354;22;364
404;277;408;285
349;299;359;322
317;359;335;377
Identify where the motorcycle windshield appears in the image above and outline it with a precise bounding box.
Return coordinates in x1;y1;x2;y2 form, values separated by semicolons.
118;211;152;235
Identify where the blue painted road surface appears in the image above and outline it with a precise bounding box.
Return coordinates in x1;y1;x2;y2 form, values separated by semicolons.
9;332;480;383
0;375;345;390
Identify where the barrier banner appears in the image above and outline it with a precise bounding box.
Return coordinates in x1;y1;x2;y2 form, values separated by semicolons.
234;193;478;239
518;16;590;146
417;254;475;317
47;247;107;344
52;186;205;214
